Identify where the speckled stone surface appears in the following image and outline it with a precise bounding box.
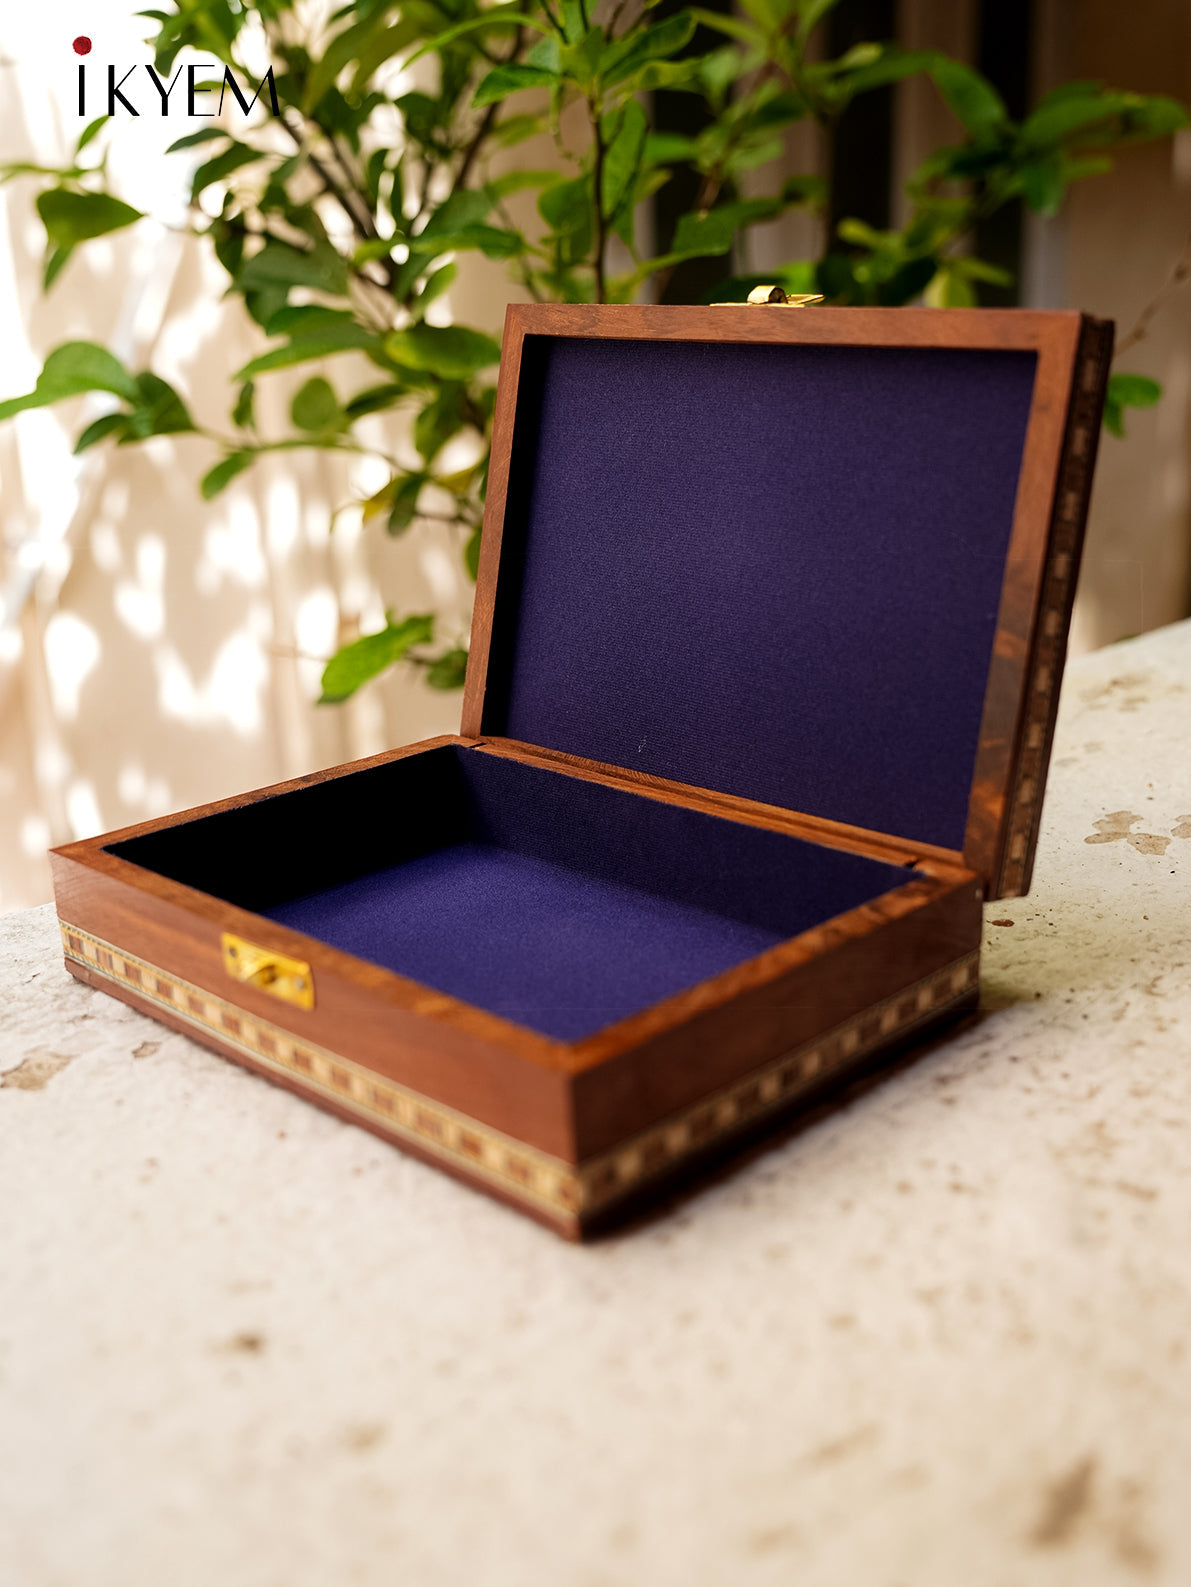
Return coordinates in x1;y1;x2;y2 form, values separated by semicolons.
2;621;1189;1587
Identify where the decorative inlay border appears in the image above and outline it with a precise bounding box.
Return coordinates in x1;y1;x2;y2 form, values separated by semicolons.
59;921;579;1220
60;921;978;1224
998;319;1113;898
580;949;980;1215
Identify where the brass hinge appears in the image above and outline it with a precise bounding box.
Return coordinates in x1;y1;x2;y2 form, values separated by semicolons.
222;933;314;1010
711;285;825;307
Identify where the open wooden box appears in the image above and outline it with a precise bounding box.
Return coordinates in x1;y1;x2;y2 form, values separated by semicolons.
51;304;1112;1238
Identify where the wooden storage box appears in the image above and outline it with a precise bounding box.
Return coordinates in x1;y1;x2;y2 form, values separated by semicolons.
50;304;1112;1238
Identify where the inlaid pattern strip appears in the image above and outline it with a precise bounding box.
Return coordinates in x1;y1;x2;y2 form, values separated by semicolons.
998;319;1114;898
60;921;978;1222
59;922;578;1218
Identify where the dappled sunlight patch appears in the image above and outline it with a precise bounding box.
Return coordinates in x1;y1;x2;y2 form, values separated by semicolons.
18;813;50;858
116;761;171;819
113;532;166;642
154;625;269;739
64;777;102;840
196;493;267;595
43;610;99;719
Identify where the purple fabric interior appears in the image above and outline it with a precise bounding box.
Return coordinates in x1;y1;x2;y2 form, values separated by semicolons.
483;335;1038;852
109;746;909;1042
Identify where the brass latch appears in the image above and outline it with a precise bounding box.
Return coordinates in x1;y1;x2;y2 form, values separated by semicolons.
221;933;314;1010
712;285;824;307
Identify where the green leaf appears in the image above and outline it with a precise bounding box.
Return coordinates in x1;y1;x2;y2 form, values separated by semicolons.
1106;373;1162;407
123;371;195;439
345;383;406;420
836;46;938;95
1103;371;1161;437
645;132;700;164
396;91;441;143
0;341;140;421
1020;152;1066;214
930;59;1007;136
36;189;143;249
472;63;559;108
671;198;781;258
191;143;263;204
602;12;696;88
602;100;648;218
264;304;356;337
539;175;591;231
412;261;457;321
490;113;546;148
419;190;495;237
1022;91;1124;147
407;223;525;259
361;472;424;529
73;412;130;453
559;0;587;45
403;7;546;70
43;245;74;291
688;9;762;46
232;381;256;430
388;473;429;533
236;240;349;297
165;127;228;154
924;264;976;308
526;33;563;72
486;169;558;200
75;117;109;156
291;376;342;433
383;324;501;380
235;323;378;380
318;614;435;703
201;450;256;500
415;383;465;461
1119;94;1189;141
426;647;469;689
464;527;482;581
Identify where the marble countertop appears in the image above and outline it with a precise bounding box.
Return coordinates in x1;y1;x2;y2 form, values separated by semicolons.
3;620;1190;1587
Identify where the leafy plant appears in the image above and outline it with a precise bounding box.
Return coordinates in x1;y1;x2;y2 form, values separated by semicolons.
1;0;1184;699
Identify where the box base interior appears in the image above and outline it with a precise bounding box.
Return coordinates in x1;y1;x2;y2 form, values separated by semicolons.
107;746;912;1042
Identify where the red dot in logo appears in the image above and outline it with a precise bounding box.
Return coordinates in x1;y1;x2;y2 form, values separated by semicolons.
72;36;92;56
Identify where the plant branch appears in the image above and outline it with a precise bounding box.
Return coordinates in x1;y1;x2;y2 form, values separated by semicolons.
590;99;608;303
450;28;525;202
283;115;377;240
1115;226;1191;358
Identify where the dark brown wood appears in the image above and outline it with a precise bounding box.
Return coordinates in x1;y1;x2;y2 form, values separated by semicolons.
50;304;1108;1236
51;809;579;1161
464;303;1107;898
460;308;529;739
992;316;1115;896
567;868;981;1156
51;734;980;1210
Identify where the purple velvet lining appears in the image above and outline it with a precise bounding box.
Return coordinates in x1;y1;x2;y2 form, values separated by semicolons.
266;842;783;1041
483;336;1038;852
110;746;909;1042
258;750;910;1039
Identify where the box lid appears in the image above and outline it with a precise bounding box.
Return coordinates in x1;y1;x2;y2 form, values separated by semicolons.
463;305;1112;901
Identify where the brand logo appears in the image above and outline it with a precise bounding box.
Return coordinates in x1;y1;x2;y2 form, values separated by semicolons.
73;37;280;119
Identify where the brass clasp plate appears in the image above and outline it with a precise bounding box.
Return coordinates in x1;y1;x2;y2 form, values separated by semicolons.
711;285;825;307
221;933;314;1010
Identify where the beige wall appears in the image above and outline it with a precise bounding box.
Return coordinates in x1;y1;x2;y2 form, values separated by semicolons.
1059;0;1191;650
